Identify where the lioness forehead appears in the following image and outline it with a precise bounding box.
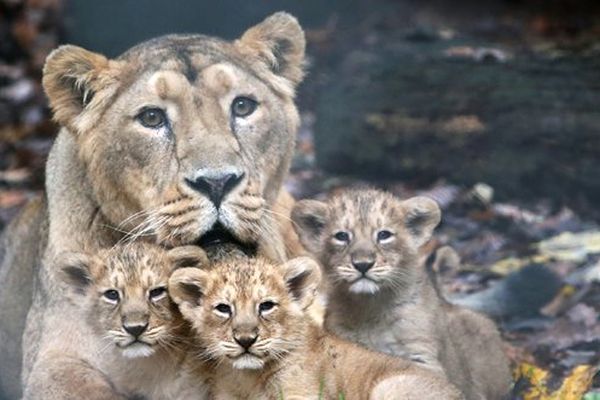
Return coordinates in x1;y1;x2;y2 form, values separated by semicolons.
118;34;253;85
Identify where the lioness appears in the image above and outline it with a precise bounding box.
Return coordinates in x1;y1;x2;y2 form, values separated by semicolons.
291;189;512;400
56;243;209;400
0;12;306;399
169;252;464;400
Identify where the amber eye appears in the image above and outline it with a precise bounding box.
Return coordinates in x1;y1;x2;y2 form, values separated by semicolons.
333;231;351;243
377;230;395;243
259;301;276;313
103;289;120;303
215;303;232;315
136;107;167;128
148;287;167;301
231;97;257;118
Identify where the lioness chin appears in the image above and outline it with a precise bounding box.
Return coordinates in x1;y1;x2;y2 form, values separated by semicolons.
0;12;305;399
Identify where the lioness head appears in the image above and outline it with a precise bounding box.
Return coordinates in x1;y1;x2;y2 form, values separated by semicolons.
291;189;441;294
169;256;320;370
42;12;305;257
57;243;208;358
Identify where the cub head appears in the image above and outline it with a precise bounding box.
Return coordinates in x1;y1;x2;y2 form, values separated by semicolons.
291;190;440;295
169;256;320;370
42;12;306;256
57;243;209;358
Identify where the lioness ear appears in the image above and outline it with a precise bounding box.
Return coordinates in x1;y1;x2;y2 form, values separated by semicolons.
282;257;321;310
400;197;441;247
291;200;330;254
168;267;209;307
42;45;121;133
236;12;306;89
167;246;209;270
56;252;94;294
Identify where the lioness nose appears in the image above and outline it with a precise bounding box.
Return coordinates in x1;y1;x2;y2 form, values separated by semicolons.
186;172;244;207
234;335;258;350
123;323;148;338
353;260;375;274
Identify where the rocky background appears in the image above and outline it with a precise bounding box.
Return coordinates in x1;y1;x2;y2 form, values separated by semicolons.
1;0;600;398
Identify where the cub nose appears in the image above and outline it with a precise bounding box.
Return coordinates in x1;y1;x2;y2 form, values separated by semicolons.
186;172;244;207
352;260;375;275
123;323;148;338
234;335;258;351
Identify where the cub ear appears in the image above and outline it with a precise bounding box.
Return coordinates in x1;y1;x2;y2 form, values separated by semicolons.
167;246;209;270
400;196;441;248
291;200;330;254
236;12;306;89
56;252;94;294
42;45;121;133
282;257;322;310
168;267;209;307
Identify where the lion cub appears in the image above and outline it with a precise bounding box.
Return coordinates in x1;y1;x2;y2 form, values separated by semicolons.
169;253;463;399
58;242;209;400
291;189;512;400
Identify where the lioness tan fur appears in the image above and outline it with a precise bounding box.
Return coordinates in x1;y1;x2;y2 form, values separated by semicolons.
169;253;464;400
55;243;210;400
292;189;512;400
0;12;306;399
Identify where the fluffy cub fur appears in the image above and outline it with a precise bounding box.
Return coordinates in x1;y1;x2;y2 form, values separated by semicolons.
57;243;209;400
292;189;512;400
169;253;463;399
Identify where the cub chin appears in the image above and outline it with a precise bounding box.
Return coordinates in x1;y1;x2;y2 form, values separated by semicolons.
169;254;463;400
58;242;210;400
291;189;512;400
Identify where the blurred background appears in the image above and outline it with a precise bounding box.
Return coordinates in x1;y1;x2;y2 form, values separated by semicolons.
1;0;600;397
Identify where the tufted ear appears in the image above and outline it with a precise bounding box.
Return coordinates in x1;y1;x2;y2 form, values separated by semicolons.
42;45;122;133
400;196;441;248
55;252;95;295
167;246;209;270
291;199;330;255
236;12;306;90
282;257;321;310
168;267;210;308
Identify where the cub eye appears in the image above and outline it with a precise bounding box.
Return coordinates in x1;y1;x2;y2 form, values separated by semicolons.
136;107;167;128
259;301;277;313
333;231;351;243
148;287;167;301
215;303;232;315
231;97;257;118
103;290;120;302
377;230;395;243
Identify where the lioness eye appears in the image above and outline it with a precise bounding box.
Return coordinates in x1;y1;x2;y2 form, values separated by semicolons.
231;97;257;118
259;301;276;313
103;289;120;302
377;230;395;243
136;107;167;128
333;231;351;243
215;303;232;315
148;287;167;301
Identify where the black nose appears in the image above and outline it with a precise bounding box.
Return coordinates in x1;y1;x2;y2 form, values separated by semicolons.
186;172;244;207
353;260;375;274
234;335;258;350
123;323;148;338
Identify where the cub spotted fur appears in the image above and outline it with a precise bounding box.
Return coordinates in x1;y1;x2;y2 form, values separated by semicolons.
0;12;306;399
169;253;463;399
56;243;209;400
292;189;512;400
